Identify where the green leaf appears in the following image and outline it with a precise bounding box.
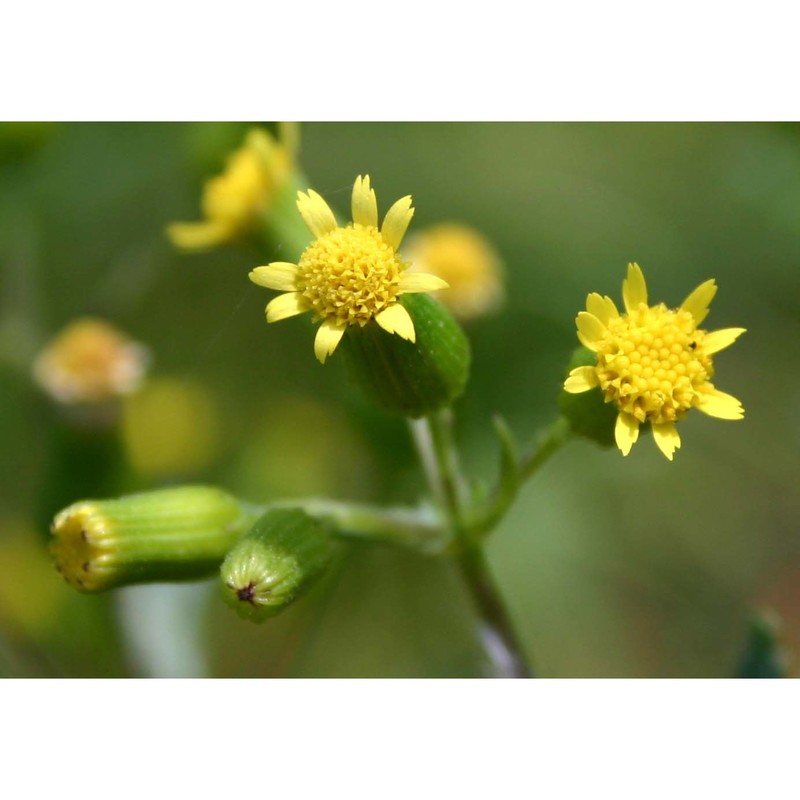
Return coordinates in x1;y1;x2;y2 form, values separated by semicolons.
736;613;788;679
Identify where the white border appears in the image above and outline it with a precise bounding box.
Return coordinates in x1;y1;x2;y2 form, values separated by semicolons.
1;679;795;797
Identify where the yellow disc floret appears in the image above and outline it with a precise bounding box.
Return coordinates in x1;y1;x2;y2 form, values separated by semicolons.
297;223;405;327
564;262;745;461
594;304;711;425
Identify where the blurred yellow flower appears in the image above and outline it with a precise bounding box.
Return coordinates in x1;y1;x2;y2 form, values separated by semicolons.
167;124;297;251
404;223;504;319
563;262;745;460
249;175;448;363
33;317;148;404
122;378;220;477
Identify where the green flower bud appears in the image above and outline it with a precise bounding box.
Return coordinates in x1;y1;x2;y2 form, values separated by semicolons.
341;293;471;418
51;486;252;592
220;508;332;623
558;346;618;447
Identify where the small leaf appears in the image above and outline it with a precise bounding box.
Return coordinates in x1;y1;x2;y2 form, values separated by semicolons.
736;612;789;678
492;414;521;504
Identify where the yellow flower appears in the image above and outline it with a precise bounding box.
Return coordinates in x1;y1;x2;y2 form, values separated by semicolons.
249;175;449;364
404;223;504;319
563;263;745;460
167;125;296;251
33;317;148;404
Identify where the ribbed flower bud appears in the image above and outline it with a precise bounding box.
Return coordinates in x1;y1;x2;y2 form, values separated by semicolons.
220;508;332;623
341;293;471;418
51;486;251;592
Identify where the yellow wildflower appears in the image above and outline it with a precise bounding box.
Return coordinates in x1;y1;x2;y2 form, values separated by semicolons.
563;263;745;460
404;223;504;319
33;317;148;404
167;125;296;251
249;175;448;364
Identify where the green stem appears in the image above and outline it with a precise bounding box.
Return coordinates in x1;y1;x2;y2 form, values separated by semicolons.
455;544;533;678
251;497;449;554
471;417;572;537
416;410;533;678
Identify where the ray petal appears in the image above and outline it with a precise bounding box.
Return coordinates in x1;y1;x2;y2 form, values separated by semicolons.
604;295;620;320
297;189;337;238
397;272;449;294
652;422;681;461
576;311;606;347
167;221;232;251
622;262;648;313
277;121;301;157
375;303;416;342
586;292;612;325
265;292;311;323
563;366;599;394
694;387;745;420
615;411;640;456
249;262;299;292
246;129;278;165
381;196;414;250
702;327;746;355
313;320;346;364
351;175;378;228
681;279;717;325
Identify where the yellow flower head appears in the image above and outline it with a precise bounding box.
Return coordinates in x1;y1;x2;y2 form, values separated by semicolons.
167;125;297;251
563;263;745;460
33;317;148;404
249;175;448;363
404;223;504;319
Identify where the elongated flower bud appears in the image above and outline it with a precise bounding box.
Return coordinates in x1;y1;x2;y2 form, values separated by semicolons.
220;508;332;622
341;294;471;418
51;486;252;592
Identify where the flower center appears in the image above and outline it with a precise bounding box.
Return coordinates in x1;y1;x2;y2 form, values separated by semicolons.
595;304;713;424
297;224;405;326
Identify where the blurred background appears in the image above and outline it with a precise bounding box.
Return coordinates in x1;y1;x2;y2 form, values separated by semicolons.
0;122;797;677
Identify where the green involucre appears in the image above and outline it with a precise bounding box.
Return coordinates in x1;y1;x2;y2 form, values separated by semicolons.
341;293;470;418
558;346;618;448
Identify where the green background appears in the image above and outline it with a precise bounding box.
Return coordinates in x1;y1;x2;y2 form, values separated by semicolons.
1;122;797;677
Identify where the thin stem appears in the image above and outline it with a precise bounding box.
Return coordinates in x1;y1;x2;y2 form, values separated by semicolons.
471;416;572;537
418;409;469;524
455;544;532;678
247;497;449;554
519;416;573;483
417;409;534;678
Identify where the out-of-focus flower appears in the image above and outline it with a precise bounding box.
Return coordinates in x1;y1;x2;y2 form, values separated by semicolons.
167;125;297;251
33;317;148;404
122;378;220;478
0;520;65;634
249;175;448;363
404;223;504;319
563;262;745;460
